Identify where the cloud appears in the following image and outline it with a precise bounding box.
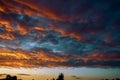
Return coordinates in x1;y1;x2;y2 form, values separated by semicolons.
0;0;120;68
71;75;81;80
72;76;77;77
0;74;8;77
17;74;31;76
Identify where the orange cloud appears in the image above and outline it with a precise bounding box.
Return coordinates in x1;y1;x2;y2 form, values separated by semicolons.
0;0;38;17
0;0;74;21
0;21;15;40
0;0;82;41
0;6;4;12
17;26;29;35
83;52;120;62
0;33;16;40
15;0;64;20
35;26;82;41
0;48;72;67
0;21;14;32
0;48;30;59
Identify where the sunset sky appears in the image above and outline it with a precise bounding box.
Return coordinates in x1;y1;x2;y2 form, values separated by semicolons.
0;0;120;80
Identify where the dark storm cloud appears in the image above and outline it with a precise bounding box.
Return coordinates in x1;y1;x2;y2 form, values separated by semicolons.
0;0;120;68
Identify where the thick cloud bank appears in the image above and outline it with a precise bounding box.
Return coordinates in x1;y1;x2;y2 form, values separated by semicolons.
0;0;120;68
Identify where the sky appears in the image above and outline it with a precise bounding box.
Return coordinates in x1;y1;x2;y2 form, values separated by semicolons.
0;0;120;80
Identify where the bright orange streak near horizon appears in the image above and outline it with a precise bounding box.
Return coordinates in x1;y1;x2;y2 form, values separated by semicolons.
0;48;70;67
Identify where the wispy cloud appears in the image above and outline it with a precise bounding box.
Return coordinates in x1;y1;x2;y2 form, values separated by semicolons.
17;74;31;76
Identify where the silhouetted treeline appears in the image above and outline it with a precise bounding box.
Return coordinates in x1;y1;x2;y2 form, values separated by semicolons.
1;73;120;80
0;73;64;80
0;75;17;80
102;78;120;80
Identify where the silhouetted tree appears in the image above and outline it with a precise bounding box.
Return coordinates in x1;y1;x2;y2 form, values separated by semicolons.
12;76;17;80
6;75;11;80
56;73;64;80
52;78;55;80
0;75;17;80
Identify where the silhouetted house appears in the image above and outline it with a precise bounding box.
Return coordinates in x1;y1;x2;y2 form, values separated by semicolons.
56;73;64;80
0;75;17;80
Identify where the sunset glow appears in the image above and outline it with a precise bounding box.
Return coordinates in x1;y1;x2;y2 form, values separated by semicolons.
0;0;120;80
